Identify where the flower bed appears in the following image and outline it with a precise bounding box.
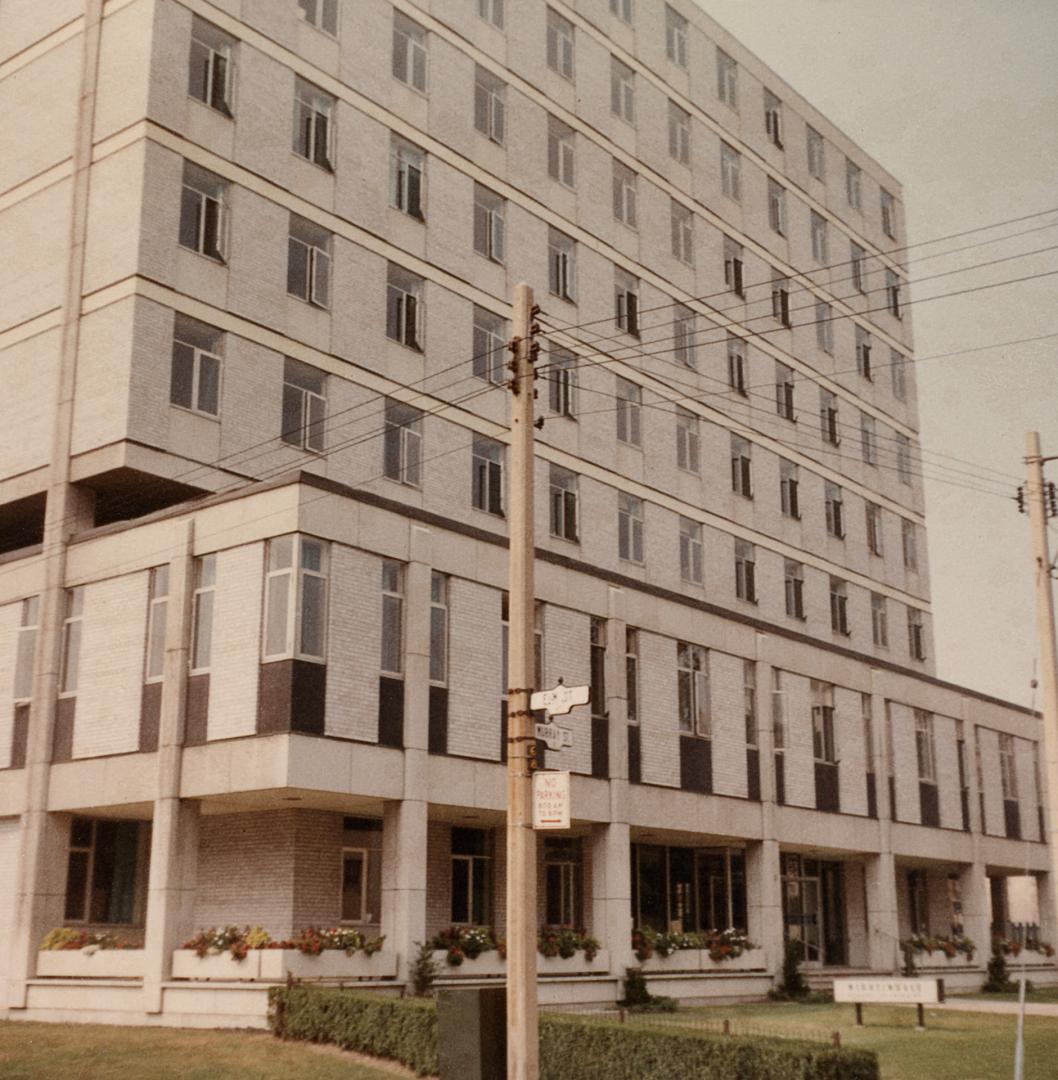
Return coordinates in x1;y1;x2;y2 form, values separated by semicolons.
632;927;757;965
427;926;607;976
902;934;976;965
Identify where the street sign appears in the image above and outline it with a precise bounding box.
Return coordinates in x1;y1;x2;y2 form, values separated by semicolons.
532;771;571;830
530;680;590;716
534;721;573;751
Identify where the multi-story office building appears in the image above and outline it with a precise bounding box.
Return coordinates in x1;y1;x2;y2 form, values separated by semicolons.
0;0;1053;1025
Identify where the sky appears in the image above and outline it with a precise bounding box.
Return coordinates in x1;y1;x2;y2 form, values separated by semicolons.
696;0;1058;707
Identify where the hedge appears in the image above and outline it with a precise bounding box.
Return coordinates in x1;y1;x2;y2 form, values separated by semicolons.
269;987;879;1080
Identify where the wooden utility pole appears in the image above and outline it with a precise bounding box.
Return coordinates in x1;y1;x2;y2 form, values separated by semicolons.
506;282;539;1080
1025;432;1058;922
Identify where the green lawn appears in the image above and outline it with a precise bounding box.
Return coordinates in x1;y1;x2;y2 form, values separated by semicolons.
650;1002;1058;1080
0;1022;406;1080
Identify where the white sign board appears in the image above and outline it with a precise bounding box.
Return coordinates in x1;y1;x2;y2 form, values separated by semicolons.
833;978;941;1005
532;771;571;830
534;721;573;751
530;682;590;716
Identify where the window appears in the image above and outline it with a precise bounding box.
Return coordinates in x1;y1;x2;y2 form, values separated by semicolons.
281;358;326;452
262;535;328;661
64;818;145;925
188;17;234;114
908;608;926;660
671;201;693;264
170;315;221;417
723;237;744;296
341;849;369;922
179;162;226;261
612;160;637;227
548;345;576;417
144;566;168;682
829;577;849;635
735;541;756;603
771;276;790;327
679;517;703;584
616;377;642;446
720;142;741;200
546;8;574;78
548;228;576;301
383;399;423;487
744;661;757;745
775;362;795;421
825;482;845;538
891;349;907;401
907;869;929;935
772;669;786;750
287;214;332;307
863;695;875;771
534;602;545;689
381;559;404;675
190;554;216;672
665;5;688;67
13;596;39;701
673;305;696;367
547;116;575;187
767;179;786;234
668;100;690;164
293;77;334;169
472;184;506;262
780;460;800;519
846;158;862;209
676;408;700;473
717;48;738;108
677;642;710;736
731;435;752;497
545;837;581;927
816;300;834;354
618;492;644;563
902;519;918;570
806;125;824;180
386;264;424;349
811;682;836;763
810;212;828;263
850;242;867;293
855;326;873;380
866;502;884;556
615;270;640;336
471;436;504;515
861;413;877;465
451;828;491;925
298;0;337;35
549;466;579;541
915;710;936;781
389;136;424;219
473;66;506;144
392;12;427;92
726;335;747;395
820;390;839;445
610;0;633;23
610;57;635;123
429;572;448;685
896;434;912;484
477;0;504;29
764;89;783;148
471;306;506;385
886;270;902;318
881;189;897;238
999;733;1018;800
784;561;804;619
871;592;888;647
626;628;639;724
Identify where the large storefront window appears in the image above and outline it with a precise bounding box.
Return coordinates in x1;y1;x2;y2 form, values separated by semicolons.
631;844;746;933
64;818;148;925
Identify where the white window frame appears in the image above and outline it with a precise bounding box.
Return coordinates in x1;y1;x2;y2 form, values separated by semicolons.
383;399;423;487
615;272;640;336
767;179;786;235
190;553;216;674
735;540;756;603
915;710;936;782
188;17;234;115
881;189;897;239
731;435;752;497
381;559;405;677
618;492;644;564
724;236;744;296
281;358;327;453
386;266;424;349
616;378;642;447
816;300;834;354
846;159;862;210
340;848;370;924
59;587;84;696
298;0;338;36
676;407;700;473
392;12;427;92
13;596;39;702
170;330;222;418
179;165;226;262
546;8;575;79
679;516;703;584
908;608;926;661
727;336;747;395
293;78;335;169
866;502;884;556
390;136;424;219
784;561;804;620
674;305;696;367
810;211;828;263
886;269;902;318
429;572;449;686
717;48;738;108
780;461;800;519
775;362;795;421
547;116;575;188
764;89;783;148
891;349;907;401
825;482;845;539
720;142;741;201
548;347;576;417
856;326;873;380
477;0;504;30
262;535;328;662
144;565;169;683
287;217;332;308
830;578;849;636
548;229;576;301
861;413;878;465
665;5;688;68
671;200;693;264
474;66;506;144
902;519;918;570
625;628;639;724
999;733;1018;800
473;184;506;263
771;277;790;326
677;642;710;737
851;242;867;293
472;306;506;385
668;100;690;165
471;436;504;516
549;466;579;542
612;161;637;228
820;390;840;446
610;57;635;124
871;592;889;648
610;0;633;24
806;125;825;180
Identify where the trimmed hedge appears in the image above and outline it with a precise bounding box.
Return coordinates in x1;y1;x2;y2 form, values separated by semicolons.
269;987;879;1080
269;986;438;1076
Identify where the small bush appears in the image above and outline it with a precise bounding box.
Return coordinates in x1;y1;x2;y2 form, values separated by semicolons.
409;941;440;998
618;968;676;1013
768;939;809;1001
983;948;1016;993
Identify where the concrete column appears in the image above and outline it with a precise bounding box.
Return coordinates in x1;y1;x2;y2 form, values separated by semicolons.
589;821;634;970
381;799;428;986
746;839;783;974
1036;871;1057;947
865;851;900;971
604;587;628;820
959;861;991;962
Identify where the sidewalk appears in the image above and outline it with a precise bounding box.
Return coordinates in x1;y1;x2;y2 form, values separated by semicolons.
927;999;1058;1018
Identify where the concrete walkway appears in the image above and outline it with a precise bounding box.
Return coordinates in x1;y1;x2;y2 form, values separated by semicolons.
927;999;1058;1017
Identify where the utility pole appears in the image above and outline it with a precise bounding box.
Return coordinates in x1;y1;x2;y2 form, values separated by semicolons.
506;282;539;1080
1024;432;1058;927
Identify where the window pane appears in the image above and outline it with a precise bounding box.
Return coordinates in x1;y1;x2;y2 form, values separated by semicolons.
451;858;470;924
147;600;167;679
170;342;195;409
265;572;291;655
62;620;81;694
64;849;89;920
342;853;365;921
197;353;220;415
192;589;214;669
381;594;402;674
179;187;200;250
300;573;326;657
430;605;447;683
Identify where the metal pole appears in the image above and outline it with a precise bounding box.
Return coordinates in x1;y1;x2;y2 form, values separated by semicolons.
507;282;538;1080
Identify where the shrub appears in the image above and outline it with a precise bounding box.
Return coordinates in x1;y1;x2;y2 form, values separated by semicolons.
770;938;809;1001
618;968;677;1013
983;948;1016;993
409;941;440;998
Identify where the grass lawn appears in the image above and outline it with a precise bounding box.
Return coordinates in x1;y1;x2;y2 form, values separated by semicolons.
0;1022;411;1080
657;1002;1058;1080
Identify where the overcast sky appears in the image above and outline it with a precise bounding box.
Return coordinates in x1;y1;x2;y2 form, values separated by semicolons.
696;0;1058;707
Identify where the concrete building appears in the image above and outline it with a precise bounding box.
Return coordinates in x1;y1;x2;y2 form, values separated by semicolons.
0;0;1053;1026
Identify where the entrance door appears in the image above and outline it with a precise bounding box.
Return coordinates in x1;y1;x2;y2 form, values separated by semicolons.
782;855;847;967
821;862;847;966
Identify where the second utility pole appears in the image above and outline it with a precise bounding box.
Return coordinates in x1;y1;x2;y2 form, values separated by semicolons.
506;282;539;1080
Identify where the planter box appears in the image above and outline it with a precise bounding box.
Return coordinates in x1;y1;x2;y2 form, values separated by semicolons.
910;951;977;970
539;950;610;976
171;950;263;981
259;950;397;981
642;947;767;974
36;949;146;979
432;950;611;978
433;950;506;978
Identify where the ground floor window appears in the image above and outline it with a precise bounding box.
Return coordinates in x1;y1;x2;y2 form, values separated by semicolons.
342;817;382;924
631;844;746;933
544;837;582;927
451;827;491;925
64;817;148;925
907;869;929;934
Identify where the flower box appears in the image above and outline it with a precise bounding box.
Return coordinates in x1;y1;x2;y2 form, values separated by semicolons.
171;949;263;981
431;950;609;978
259;950;397;981
910;950;976;970
36;948;146;979
538;950;610;976
642;947;766;974
432;950;507;978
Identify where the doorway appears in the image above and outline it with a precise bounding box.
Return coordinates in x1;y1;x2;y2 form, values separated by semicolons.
781;853;847;967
